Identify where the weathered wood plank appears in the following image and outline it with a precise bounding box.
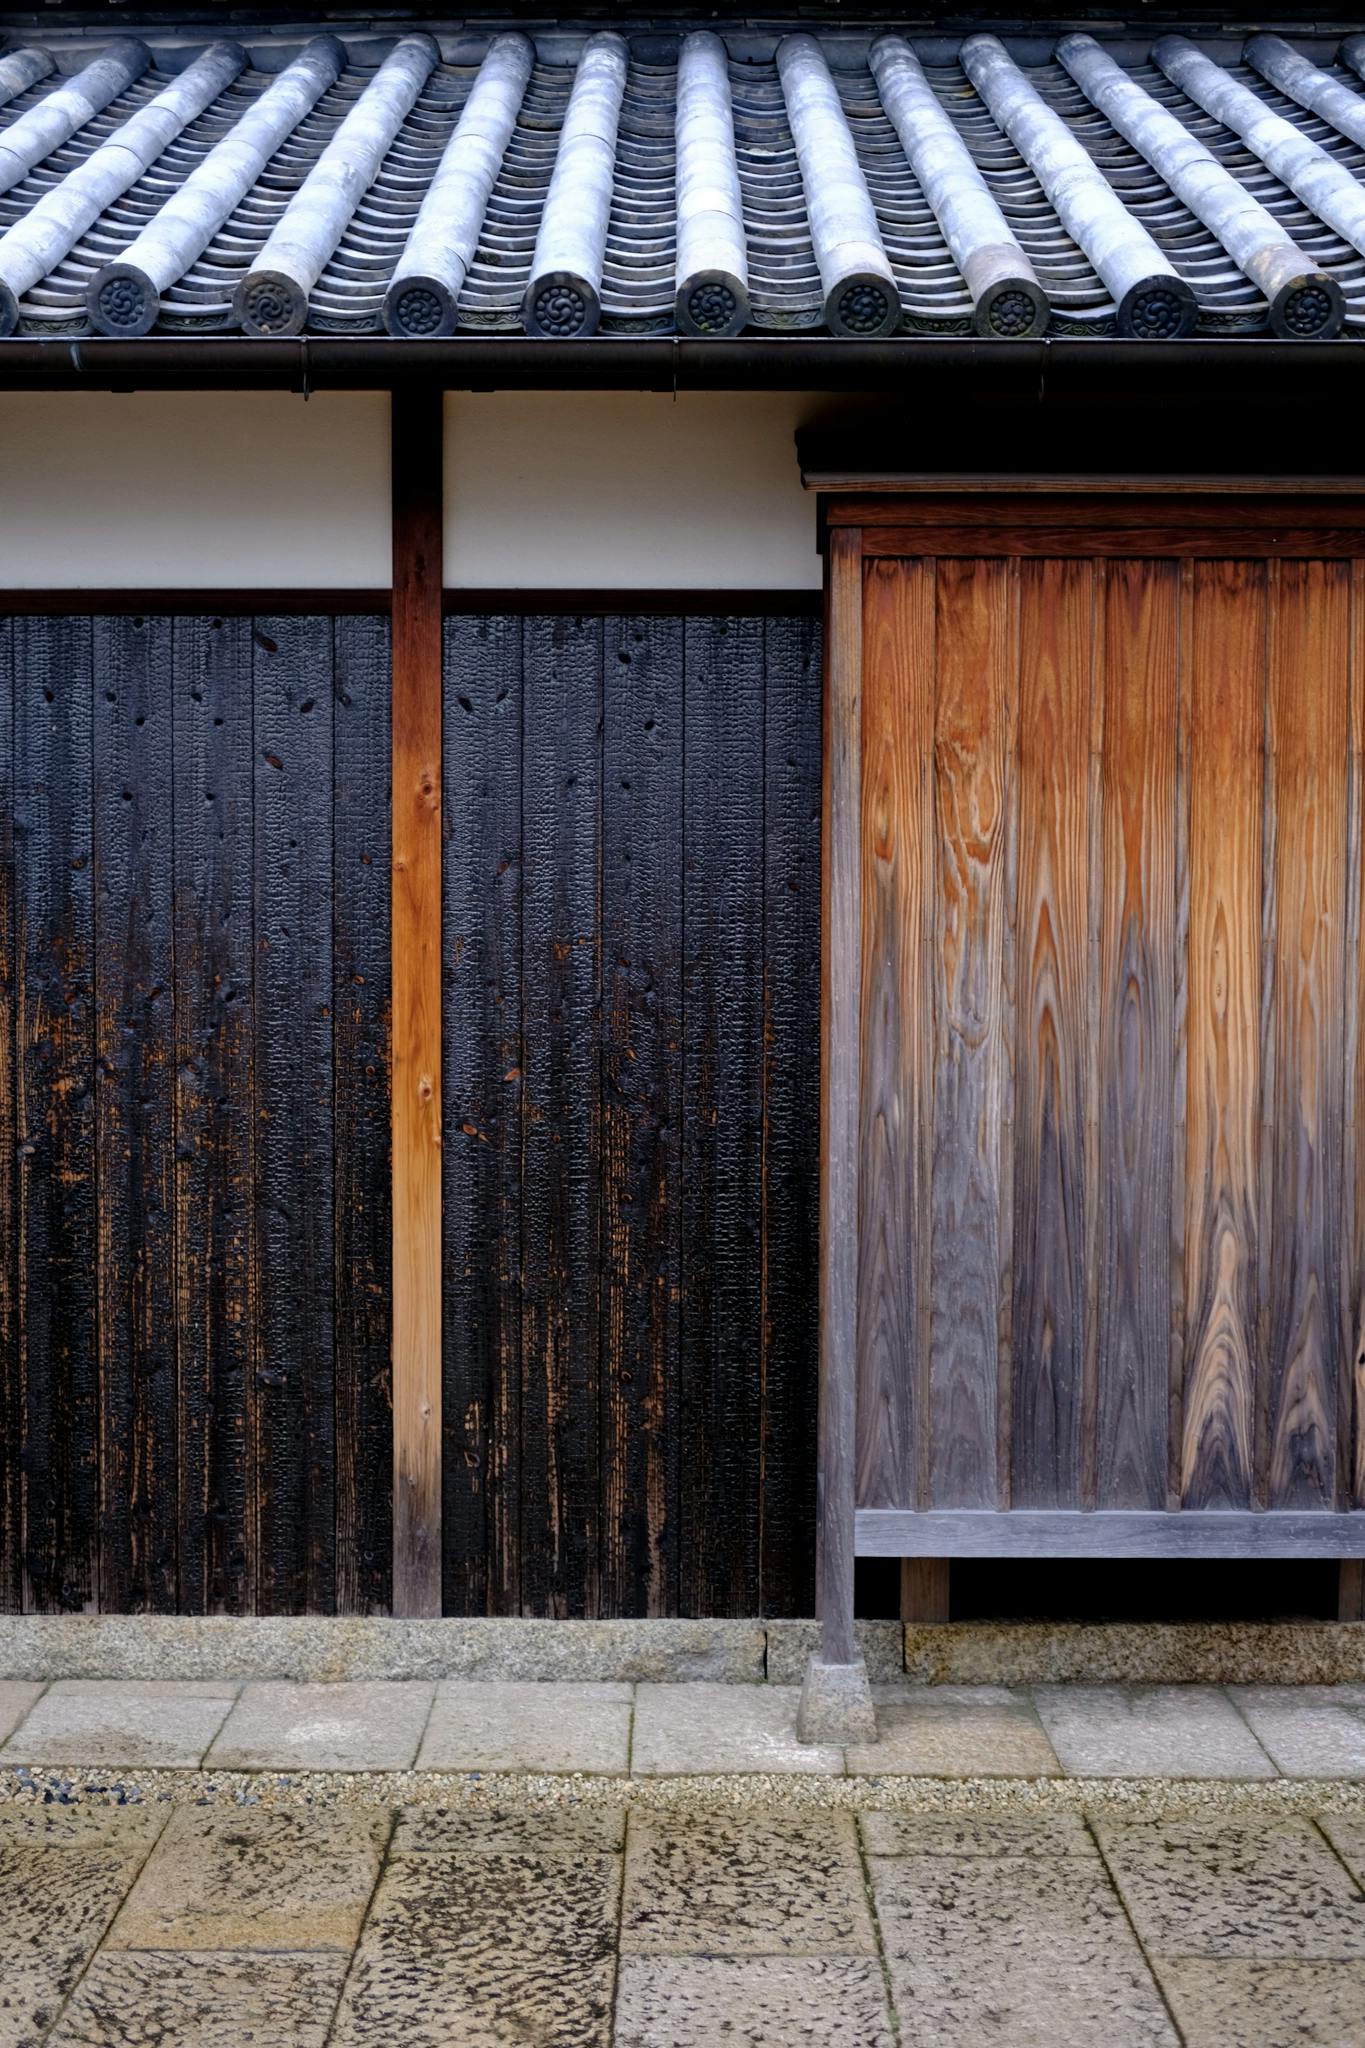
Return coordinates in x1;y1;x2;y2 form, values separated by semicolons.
858;1506;1365;1558
929;558;1016;1511
601;614;684;1617
1096;559;1179;1508
391;390;444;1619
1011;559;1092;1509
252;615;336;1614
816;532;863;1665
1181;561;1265;1511
901;1556;950;1621
1352;561;1365;1513
15;617;98;1612
173;615;253;1614
442;613;523;1617
0;620;18;1612
1263;561;1349;1511
760;611;823;1613
93;616;177;1612
681;615;767;1616
521;614;602;1617
857;558;933;1514
333;614;392;1614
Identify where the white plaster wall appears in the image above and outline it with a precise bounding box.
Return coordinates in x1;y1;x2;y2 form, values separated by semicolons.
445;391;824;589
0;391;390;587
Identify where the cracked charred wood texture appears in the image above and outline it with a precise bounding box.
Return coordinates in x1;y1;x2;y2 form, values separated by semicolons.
443;613;523;1618
437;608;820;1617
851;516;1365;1547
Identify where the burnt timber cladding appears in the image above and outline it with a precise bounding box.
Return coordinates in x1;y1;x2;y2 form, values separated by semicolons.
848;504;1365;1553
0;613;392;1615
2;26;1365;339
0;606;820;1616
443;613;821;1618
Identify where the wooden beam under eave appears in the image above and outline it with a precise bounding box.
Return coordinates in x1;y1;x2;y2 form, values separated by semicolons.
391;385;444;1617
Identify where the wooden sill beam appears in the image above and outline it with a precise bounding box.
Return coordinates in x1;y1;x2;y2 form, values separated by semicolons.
391;386;444;1617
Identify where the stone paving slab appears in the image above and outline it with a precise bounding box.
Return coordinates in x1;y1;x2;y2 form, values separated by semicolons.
330;1850;621;2048
614;1956;896;2047
1154;1956;1365;2048
418;1681;632;1775
850;1684;1061;1777
1094;1818;1365;1958
205;1680;435;1772
0;1827;157;2046
621;1812;876;1956
1230;1686;1365;1779
46;1950;348;2046
1318;1816;1365;1888
869;1850;1178;2047
1032;1684;1278;1779
0;1684;42;1748
858;1810;1098;1857
392;1807;627;1856
104;1807;391;1952
0;1680;239;1769
631;1683;842;1776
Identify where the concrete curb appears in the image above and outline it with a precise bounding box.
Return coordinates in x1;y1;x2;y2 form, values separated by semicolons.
4;1764;1365;1823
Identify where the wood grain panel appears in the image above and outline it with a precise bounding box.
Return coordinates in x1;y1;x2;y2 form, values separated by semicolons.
1096;560;1179;1509
760;613;823;1614
0;622;17;1611
681;616;767;1616
601;616;684;1617
929;558;1016;1511
1263;562;1349;1510
858;558;933;1512
443;614;523;1617
94;616;177;1612
14;617;98;1612
253;615;336;1614
332;615;392;1613
1181;562;1265;1511
391;394;444;1619
521;615;602;1618
173;616;253;1614
1011;560;1093;1509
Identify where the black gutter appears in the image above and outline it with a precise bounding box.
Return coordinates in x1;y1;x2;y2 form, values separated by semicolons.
2;334;1365;393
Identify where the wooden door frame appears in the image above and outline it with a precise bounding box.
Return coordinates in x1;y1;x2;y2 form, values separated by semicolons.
810;487;1365;1687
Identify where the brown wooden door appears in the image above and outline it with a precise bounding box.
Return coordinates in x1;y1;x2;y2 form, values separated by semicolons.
843;498;1365;1552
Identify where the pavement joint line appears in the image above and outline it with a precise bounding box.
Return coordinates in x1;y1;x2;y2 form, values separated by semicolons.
319;1803;399;2048
1218;1678;1285;1776
856;1807;903;2045
1084;1808;1190;2048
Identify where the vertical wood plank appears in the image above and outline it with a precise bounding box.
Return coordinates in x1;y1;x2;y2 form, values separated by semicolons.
443;613;524;1617
681;615;766;1617
1263;561;1348;1511
929;558;1016;1510
391;388;444;1618
15;617;98;1612
253;614;336;1614
93;615;177;1612
857;559;933;1513
1095;560;1179;1508
1181;561;1265;1511
601;614;684;1617
333;614;393;1613
1340;1559;1365;1622
1011;559;1093;1508
0;620;18;1612
760;611;823;1615
900;1556;950;1623
173;615;253;1614
817;532;862;1665
521;614;602;1617
1347;560;1365;1511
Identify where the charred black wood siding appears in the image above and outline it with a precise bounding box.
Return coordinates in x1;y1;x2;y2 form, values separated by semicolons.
1;612;391;1614
442;610;822;1618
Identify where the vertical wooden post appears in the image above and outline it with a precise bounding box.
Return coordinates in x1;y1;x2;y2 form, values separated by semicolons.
391;386;444;1617
1340;1561;1365;1623
901;1558;951;1624
816;525;863;1669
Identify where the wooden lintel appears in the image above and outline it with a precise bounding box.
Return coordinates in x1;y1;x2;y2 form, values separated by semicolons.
391;387;444;1618
859;1509;1365;1560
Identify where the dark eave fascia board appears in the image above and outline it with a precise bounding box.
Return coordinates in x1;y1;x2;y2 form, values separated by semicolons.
3;334;1365;392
